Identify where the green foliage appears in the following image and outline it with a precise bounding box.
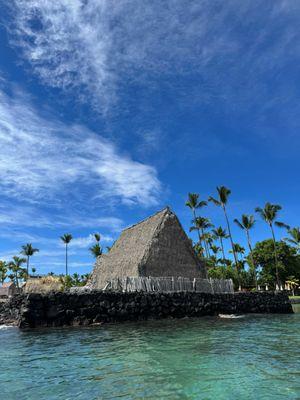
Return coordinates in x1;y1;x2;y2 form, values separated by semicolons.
94;233;101;242
234;214;255;231
21;243;39;257
285;227;300;251
208;186;231;207
89;243;102;258
61;273;90;289
60;233;73;244
8;256;27;288
185;193;207;211
0;261;8;284
251;239;300;285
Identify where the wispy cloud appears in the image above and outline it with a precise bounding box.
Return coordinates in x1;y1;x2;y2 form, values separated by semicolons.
63;234;114;249
0;87;161;208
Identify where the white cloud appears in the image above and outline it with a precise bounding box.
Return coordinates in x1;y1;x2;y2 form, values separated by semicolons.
7;0;239;109
64;234;114;249
7;0;300;115
0;87;161;208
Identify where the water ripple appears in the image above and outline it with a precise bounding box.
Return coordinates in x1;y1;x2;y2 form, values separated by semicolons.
0;315;299;399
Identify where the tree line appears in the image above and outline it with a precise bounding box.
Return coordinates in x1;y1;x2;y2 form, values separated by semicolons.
0;233;104;288
186;186;300;291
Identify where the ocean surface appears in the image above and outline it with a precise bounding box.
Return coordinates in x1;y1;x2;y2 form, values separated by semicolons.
1;307;299;400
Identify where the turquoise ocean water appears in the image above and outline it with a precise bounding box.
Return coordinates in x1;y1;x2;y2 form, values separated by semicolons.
0;307;299;400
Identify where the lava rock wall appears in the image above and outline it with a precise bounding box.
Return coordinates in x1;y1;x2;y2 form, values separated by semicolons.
15;291;293;328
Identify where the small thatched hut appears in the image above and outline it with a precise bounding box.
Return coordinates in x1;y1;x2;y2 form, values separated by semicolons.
24;276;63;294
89;207;206;290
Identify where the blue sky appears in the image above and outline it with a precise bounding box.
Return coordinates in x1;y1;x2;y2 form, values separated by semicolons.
0;0;299;275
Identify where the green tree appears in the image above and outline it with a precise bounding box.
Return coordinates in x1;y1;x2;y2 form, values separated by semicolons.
251;239;300;286
229;243;245;290
0;261;8;284
90;243;102;258
209;186;238;267
255;203;288;287
284;227;300;253
31;267;36;276
285;276;299;296
230;243;245;260
60;234;73;276
94;233;101;242
21;243;39;278
8;256;26;288
89;233;102;258
234;214;257;286
190;217;213;258
186;193;207;253
212;227;228;260
72;273;81;286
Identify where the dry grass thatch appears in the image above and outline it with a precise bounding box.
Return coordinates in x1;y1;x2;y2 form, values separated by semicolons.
24;276;63;294
89;207;206;290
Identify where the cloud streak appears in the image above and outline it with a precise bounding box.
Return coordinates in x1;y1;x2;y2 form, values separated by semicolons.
0;87;161;208
5;0;300;117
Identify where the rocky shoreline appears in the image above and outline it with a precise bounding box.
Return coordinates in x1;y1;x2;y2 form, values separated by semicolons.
0;291;293;329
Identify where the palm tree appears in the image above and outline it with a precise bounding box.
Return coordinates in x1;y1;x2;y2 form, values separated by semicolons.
8;256;26;288
0;261;8;284
234;214;257;287
285;276;299;296
21;243;39;278
94;233;101;242
31;267;36;276
230;243;245;260
90;233;102;258
255;203;287;288
212;227;228;260
60;234;73;276
229;243;245;291
186;193;207;251
284;227;300;253
210;244;220;257
190;217;213;258
90;243;102;258
208;186;238;267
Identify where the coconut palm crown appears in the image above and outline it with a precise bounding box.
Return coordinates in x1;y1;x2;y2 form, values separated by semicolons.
61;234;73;276
186;193;207;249
94;233;101;243
285;227;300;252
90;243;102;258
21;243;39;278
190;216;213;258
208;186;238;267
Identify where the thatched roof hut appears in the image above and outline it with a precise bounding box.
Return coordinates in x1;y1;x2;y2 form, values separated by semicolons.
24;276;63;294
89;207;206;290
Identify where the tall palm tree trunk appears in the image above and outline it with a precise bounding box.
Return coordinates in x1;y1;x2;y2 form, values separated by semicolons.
270;223;280;288
223;206;238;266
26;256;29;278
193;209;203;250
15;271;19;289
219;237;225;260
65;244;68;276
246;230;257;289
201;228;210;258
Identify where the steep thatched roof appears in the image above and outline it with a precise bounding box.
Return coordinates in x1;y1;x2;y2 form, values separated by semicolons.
89;207;206;289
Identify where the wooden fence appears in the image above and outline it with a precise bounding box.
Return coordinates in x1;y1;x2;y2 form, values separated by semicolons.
103;277;234;294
